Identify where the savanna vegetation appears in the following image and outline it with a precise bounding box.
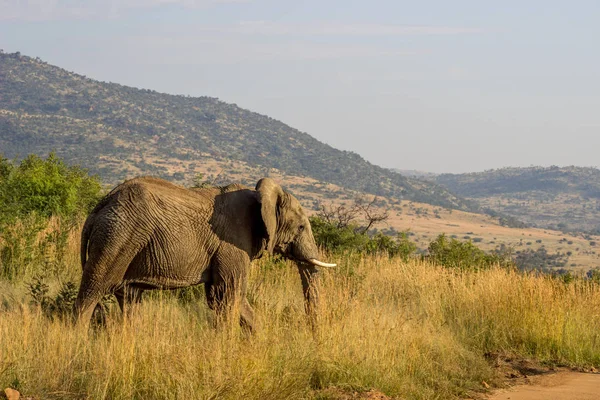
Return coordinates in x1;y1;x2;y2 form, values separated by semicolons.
2;155;600;399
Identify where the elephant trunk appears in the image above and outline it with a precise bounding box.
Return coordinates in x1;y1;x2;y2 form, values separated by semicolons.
293;225;337;268
297;263;320;320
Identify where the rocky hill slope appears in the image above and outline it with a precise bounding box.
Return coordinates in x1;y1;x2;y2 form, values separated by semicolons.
0;51;475;211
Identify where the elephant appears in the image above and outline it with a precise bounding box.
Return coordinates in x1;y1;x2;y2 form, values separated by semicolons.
74;176;336;331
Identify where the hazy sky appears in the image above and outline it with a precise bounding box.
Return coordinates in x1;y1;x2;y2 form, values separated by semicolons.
1;1;599;173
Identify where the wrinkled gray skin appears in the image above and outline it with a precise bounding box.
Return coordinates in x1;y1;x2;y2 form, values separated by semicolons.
74;176;334;331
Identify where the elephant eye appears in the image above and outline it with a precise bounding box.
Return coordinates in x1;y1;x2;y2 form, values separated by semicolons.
298;225;305;232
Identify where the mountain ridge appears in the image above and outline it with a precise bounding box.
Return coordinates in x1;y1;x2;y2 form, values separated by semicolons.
0;51;475;211
435;165;600;232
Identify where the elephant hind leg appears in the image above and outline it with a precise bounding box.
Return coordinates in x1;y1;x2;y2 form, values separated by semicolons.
73;283;106;325
115;285;144;315
74;252;137;324
205;279;226;321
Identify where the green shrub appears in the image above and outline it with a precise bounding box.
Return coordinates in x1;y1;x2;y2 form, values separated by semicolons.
365;231;417;260
513;247;568;271
426;234;513;271
586;268;600;283
0;153;102;280
309;216;369;253
310;216;417;259
0;152;102;222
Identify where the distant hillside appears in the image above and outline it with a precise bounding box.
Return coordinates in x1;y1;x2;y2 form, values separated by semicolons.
0;51;476;211
436;166;600;232
390;169;438;180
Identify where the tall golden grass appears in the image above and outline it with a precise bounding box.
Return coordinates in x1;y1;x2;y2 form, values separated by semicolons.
0;215;81;282
1;225;600;399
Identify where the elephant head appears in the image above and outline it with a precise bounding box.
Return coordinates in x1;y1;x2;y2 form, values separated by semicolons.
256;178;335;315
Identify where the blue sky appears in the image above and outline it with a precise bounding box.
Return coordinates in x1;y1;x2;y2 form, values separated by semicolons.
1;0;599;173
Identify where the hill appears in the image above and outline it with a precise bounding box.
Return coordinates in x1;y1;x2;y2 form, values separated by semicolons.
383;199;600;272
436;166;600;233
0;51;475;212
390;168;438;180
9;51;598;271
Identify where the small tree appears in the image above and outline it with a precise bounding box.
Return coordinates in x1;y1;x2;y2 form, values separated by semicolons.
311;197;416;259
427;234;513;271
191;172;211;189
0;155;12;181
365;231;417;260
315;195;389;233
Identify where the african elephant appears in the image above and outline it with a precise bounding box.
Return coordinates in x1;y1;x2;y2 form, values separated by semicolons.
74;176;336;330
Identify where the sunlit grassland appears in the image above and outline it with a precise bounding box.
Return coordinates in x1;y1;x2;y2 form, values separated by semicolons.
1;224;600;399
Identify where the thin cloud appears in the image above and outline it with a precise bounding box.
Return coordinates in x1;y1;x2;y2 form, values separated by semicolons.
0;0;246;21
206;21;481;36
120;34;422;64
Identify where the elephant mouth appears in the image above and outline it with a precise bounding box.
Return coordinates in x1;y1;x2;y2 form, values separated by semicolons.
281;243;337;268
291;256;336;268
292;253;337;269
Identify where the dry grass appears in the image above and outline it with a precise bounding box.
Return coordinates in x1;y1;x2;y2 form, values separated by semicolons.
2;247;600;399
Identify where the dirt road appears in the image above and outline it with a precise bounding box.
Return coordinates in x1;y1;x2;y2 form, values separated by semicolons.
488;372;600;400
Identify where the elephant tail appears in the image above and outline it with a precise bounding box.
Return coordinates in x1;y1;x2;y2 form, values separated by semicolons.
80;212;95;269
80;194;111;269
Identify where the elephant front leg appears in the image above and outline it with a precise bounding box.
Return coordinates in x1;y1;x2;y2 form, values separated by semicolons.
205;250;256;331
239;297;256;333
205;274;255;333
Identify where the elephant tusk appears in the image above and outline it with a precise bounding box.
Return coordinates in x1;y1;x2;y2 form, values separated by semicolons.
308;258;337;268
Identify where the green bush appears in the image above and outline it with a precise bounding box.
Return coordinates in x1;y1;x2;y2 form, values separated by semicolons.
586;268;600;283
28;277;78;319
0;153;103;280
309;216;369;253
365;231;417;260
310;216;417;259
513;247;567;271
426;234;513;271
0;152;102;222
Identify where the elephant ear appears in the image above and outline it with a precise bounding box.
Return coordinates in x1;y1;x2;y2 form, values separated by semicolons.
256;178;284;253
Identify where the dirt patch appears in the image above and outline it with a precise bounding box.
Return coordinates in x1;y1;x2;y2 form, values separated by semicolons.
485;352;560;387
485;352;600;400
487;372;600;400
316;388;392;400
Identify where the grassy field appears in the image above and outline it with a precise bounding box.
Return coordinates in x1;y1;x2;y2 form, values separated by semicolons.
2;223;600;399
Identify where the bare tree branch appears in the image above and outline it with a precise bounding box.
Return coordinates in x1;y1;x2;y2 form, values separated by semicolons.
355;196;389;234
315;196;389;234
316;203;360;229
